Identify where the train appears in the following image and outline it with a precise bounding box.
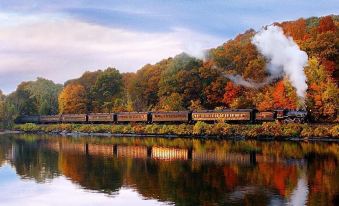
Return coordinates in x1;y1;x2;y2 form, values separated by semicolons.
15;109;309;124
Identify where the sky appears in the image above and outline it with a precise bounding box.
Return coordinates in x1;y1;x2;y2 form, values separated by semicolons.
0;0;338;94
0;163;171;206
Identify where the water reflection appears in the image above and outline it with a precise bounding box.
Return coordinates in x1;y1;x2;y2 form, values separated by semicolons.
0;134;338;206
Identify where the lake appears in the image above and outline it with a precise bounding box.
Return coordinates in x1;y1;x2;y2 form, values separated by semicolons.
0;133;338;206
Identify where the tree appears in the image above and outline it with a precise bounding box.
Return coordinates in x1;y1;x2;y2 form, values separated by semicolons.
223;82;241;107
3;78;62;117
318;16;336;33
198;61;226;108
158;53;202;106
92;68;123;112
188;99;204;111
0;90;5;128
305;58;339;121
158;93;184;111
128;59;171;111
280;18;307;41
65;70;103;112
256;88;274;111
27;78;62;115
272;80;297;109
58;83;88;114
6;82;38;115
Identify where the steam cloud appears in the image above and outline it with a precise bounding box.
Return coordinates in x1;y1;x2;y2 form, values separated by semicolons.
226;25;308;99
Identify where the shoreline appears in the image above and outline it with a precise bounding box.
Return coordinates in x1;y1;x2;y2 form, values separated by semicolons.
0;130;339;143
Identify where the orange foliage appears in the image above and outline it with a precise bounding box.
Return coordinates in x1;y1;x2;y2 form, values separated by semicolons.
322;59;336;74
318;16;336;33
58;83;88;114
281;18;307;40
272;81;297;109
256;89;274;111
223;82;240;106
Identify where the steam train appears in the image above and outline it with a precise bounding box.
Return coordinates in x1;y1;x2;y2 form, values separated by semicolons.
16;109;308;124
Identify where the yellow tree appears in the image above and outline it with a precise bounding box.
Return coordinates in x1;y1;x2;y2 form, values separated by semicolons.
305;58;339;121
58;84;88;114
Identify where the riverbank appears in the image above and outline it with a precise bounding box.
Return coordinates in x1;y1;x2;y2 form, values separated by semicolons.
11;122;339;141
0;130;21;135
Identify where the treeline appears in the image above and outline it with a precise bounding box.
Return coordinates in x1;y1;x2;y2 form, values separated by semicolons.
0;78;62;128
0;15;338;128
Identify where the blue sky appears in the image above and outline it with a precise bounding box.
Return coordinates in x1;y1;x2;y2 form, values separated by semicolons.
0;0;338;93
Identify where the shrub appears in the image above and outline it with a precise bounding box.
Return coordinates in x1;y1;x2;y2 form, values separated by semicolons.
281;124;303;137
176;124;192;135
122;125;133;133
261;122;282;136
16;123;39;132
159;125;172;134
78;124;95;133
313;126;331;137
132;124;145;134
300;126;314;138
242;125;261;138
193;121;210;135
13;122;336;139
111;125;124;133
330;125;339;138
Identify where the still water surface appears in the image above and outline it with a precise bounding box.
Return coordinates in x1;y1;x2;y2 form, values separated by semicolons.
0;134;338;206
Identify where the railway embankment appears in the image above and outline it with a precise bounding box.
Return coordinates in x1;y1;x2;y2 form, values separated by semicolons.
11;122;339;141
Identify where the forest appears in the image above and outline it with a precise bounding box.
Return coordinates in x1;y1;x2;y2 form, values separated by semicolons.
0;15;338;128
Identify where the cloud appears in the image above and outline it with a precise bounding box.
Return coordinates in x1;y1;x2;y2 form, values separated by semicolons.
0;164;170;206
0;13;223;93
0;0;338;93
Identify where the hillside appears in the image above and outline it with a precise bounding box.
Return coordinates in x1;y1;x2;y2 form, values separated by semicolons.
1;15;338;127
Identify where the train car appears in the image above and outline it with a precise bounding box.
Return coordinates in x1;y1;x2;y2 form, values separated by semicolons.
255;111;275;121
88;113;114;123
152;111;191;123
40;115;61;124
192;109;254;123
15;115;40;124
116;112;149;123
61;114;87;123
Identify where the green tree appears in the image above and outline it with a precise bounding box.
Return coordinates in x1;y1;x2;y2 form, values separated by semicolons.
6;82;38;115
157;53;203;108
92;68;123;112
27;78;62;115
0;90;5;128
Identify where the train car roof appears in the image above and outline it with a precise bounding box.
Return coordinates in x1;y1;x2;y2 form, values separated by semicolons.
152;111;190;113
192;109;254;113
61;114;87;116
88;113;113;115
117;112;149;114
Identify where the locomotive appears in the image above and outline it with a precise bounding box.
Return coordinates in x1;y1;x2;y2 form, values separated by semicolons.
16;109;308;124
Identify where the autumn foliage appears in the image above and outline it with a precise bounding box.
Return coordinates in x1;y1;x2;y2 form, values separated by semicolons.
1;15;338;126
58;83;87;114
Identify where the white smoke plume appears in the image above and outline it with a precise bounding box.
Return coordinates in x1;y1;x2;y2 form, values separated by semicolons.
225;74;276;89
226;25;308;100
252;25;308;98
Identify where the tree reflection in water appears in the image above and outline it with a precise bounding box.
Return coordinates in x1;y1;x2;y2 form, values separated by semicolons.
0;134;338;206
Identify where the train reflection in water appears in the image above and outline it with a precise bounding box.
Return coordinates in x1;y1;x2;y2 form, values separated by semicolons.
41;139;306;166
